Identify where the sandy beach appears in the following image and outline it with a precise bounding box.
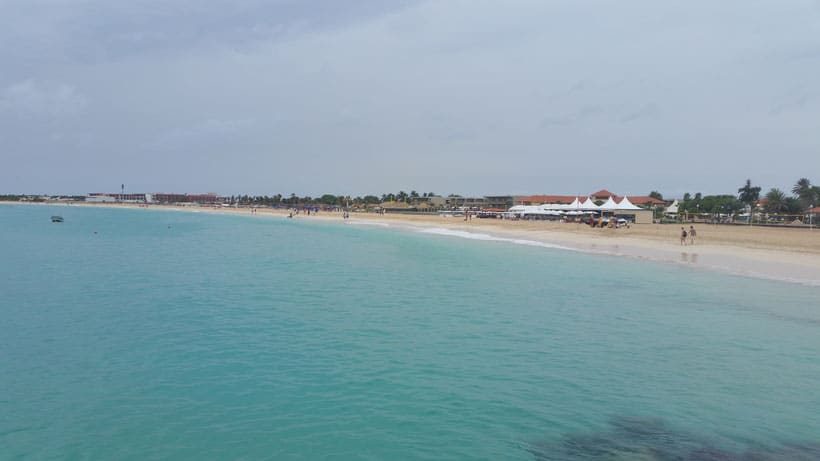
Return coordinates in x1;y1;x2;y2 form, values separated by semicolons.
10;201;820;286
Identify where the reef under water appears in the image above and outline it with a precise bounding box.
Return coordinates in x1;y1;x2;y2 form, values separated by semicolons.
524;417;820;461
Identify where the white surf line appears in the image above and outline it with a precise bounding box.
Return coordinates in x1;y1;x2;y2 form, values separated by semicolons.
415;227;578;252
344;220;390;227
404;225;820;288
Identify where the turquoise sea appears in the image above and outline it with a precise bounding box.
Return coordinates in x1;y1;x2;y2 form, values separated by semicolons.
1;204;819;460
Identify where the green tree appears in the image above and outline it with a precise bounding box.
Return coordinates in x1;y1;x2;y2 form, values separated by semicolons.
792;178;817;210
737;179;761;223
319;194;338;205
783;197;804;215
649;191;663;200
680;193;692;213
764;188;787;214
699;195;743;215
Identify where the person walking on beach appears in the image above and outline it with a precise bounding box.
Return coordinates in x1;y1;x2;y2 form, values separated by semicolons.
680;227;687;246
689;225;697;245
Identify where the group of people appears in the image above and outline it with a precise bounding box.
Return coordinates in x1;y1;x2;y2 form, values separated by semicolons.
680;225;697;245
587;215;628;229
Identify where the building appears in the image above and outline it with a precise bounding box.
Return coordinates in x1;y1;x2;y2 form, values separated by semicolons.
151;193;220;204
515;190;660;224
518;195;578;205
87;192;148;202
86;194;119;203
86;192;221;205
484;195;521;210
445;196;487;210
410;196;447;209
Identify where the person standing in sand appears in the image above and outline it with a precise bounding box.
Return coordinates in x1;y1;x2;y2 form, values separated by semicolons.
689;225;697;245
680;227;687;246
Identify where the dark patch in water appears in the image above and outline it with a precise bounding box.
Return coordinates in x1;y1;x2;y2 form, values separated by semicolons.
525;416;820;461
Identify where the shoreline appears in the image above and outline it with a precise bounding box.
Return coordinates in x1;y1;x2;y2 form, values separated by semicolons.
6;201;820;287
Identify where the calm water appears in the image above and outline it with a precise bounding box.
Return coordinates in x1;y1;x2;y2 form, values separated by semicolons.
1;205;819;460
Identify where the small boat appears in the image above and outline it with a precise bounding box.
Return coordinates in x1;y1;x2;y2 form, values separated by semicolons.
51;215;64;223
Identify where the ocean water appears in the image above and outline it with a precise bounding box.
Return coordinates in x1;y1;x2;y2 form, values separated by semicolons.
1;204;819;460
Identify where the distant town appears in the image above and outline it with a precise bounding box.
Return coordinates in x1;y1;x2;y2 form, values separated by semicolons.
2;178;819;226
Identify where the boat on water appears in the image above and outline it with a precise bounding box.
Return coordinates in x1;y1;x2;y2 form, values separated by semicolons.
51;215;64;223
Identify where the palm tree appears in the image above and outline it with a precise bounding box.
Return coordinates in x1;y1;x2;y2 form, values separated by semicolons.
737;179;761;224
792;178;816;209
764;188;787;214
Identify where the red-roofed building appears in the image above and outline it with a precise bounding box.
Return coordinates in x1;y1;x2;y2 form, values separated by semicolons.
590;189;616;201
518;195;579;205
592;190;667;208
519;191;667;208
620;196;667;207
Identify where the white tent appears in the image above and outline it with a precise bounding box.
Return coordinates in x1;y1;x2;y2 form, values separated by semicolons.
508;205;557;215
539;203;571;211
666;199;679;214
616;196;643;210
580;197;598;209
598;196;619;210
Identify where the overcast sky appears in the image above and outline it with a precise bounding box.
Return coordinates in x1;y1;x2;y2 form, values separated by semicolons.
1;0;819;198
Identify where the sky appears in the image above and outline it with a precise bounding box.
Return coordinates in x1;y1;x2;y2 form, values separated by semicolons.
1;0;819;198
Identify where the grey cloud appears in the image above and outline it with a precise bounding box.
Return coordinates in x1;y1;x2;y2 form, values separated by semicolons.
618;103;661;123
0;80;88;117
2;0;820;197
146;118;257;151
769;95;809;116
540;105;605;128
0;0;420;67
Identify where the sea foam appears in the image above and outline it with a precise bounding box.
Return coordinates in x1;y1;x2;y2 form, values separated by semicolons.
417;227;577;251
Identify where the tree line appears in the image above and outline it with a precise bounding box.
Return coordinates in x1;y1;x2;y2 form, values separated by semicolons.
669;177;819;216
3;180;819;214
225;191;438;207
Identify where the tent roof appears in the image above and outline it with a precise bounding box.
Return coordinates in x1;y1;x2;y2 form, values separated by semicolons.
616;196;643;210
580;197;598;208
598;196;619;210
